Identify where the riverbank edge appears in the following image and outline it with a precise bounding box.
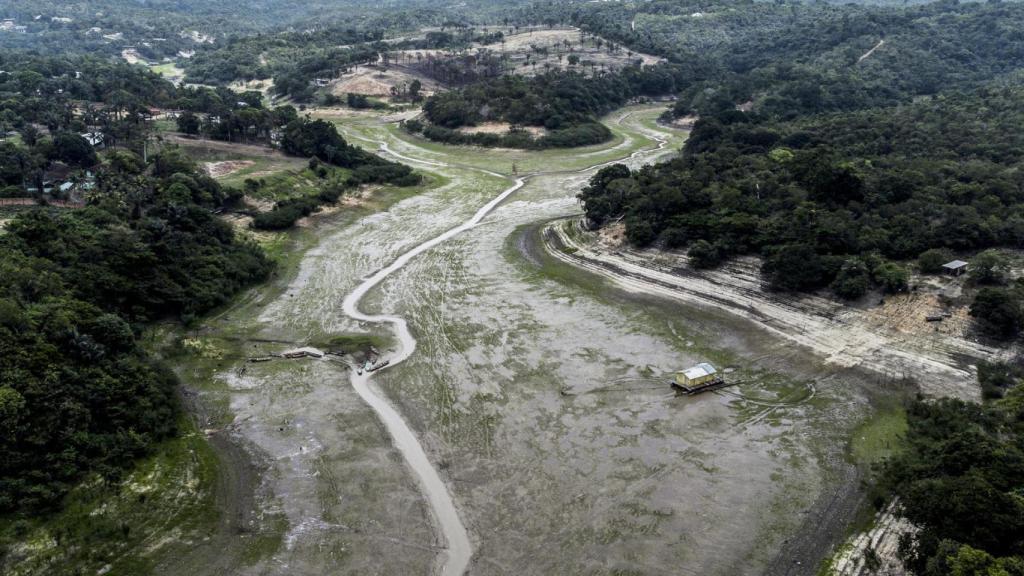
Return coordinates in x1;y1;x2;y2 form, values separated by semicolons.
527;217;922;576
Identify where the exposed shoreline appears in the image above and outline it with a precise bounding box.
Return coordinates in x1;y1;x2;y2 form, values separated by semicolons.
516;220;883;576
542;218;1004;401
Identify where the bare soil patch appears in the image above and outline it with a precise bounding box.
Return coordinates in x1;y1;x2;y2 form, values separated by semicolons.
832;501;914;576
456;122;548;138
596;220;627;247
204;160;255;178
122;48;143;65
672;115;700;129
331;65;441;99
498;28;661;65
495;28;663;74
857;39;886;64
163;134;292;159
228;78;274;94
864;290;971;339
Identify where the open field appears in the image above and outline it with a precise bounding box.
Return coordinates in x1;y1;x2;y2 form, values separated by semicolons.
487;27;663;74
331;64;442;100
321;26;665;103
160;134;312;195
382;28;663;77
150;62;186;85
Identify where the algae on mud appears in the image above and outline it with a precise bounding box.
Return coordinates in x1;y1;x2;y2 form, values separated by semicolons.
179;104;889;575
34;104;900;576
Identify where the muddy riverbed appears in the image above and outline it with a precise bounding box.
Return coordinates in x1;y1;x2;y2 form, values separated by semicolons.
168;106;897;576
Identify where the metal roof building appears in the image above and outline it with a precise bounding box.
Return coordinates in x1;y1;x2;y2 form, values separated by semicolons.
681;363;717;381
675;362;719;389
942;260;968;275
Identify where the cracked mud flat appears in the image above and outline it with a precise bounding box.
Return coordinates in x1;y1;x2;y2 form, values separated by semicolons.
175;106;894;576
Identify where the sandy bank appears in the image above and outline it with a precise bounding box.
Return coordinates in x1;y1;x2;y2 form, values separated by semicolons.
545;219;1007;400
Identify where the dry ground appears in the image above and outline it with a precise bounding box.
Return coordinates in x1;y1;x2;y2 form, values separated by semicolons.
229;78;275;95
204;160;255;178
163;133;291;159
330;65;442;99
491;28;663;75
457;122;548;138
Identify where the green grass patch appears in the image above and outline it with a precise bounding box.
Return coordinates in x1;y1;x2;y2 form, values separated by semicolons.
235;165;349;202
506;222;611;297
312;333;392;354
152;118;178;133
150;62;183;76
850;405;908;466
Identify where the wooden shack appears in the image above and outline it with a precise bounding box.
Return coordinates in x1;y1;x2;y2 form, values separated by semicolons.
672;362;724;394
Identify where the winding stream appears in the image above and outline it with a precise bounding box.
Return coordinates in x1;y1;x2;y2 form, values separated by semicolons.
339;119;668;574
341;176;524;576
158;105;875;576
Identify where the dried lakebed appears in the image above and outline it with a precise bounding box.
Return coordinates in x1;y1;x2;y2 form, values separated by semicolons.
174;106;898;576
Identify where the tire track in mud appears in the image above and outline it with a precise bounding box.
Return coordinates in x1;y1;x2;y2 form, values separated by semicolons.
338;114;674;575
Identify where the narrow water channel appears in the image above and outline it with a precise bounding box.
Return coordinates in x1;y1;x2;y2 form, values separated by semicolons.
340;176;525;575
338;118;668;574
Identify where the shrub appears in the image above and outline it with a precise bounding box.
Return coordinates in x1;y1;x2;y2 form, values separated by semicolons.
762;244;830;291
873;261;909;293
831;258;871;299
918;248;955;274
970;250;1009;285
688;240;723;269
971;286;1024;339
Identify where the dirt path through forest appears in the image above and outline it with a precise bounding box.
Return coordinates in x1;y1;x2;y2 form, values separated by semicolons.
857;39;885;63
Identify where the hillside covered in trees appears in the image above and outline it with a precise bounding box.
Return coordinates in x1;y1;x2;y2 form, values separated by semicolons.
412;64;685;148
0;43;419;518
0;148;272;513
879;385;1024;574
577;0;1024;302
581;85;1024;295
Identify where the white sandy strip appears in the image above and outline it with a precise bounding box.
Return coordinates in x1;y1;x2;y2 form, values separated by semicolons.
547;222;1000;400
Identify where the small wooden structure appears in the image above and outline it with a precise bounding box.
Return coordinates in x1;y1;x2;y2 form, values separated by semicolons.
366;359;390;373
942;260;968;276
671;362;726;395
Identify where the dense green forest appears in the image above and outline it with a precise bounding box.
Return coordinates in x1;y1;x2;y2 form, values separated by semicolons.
879;378;1024;574
0;0;538;61
413;64;684;148
0;147;272;513
580;85;1024;296
575;0;1024;308
573;0;1024;116
0;42;422;517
